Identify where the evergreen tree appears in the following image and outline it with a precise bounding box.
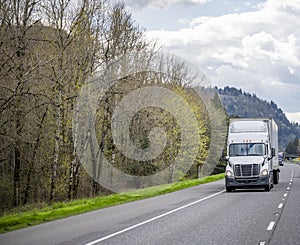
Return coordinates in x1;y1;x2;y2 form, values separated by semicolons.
285;137;299;154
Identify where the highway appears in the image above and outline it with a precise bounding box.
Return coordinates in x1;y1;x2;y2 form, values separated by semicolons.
1;162;299;245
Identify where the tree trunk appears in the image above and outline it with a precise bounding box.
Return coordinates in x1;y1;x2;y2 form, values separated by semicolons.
50;89;62;202
13;146;21;206
72;162;81;198
23;165;32;205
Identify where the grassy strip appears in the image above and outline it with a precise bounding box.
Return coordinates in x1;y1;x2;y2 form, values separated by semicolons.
291;157;300;163
0;173;224;234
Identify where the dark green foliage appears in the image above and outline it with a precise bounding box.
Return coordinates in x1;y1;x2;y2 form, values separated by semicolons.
285;137;300;155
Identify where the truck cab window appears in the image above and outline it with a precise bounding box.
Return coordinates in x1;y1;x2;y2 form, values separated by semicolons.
229;143;265;156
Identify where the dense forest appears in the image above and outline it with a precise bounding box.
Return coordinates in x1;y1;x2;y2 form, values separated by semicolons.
0;0;225;212
218;86;300;151
285;137;300;155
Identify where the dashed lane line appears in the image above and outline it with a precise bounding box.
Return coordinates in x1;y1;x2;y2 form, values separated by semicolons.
267;221;276;231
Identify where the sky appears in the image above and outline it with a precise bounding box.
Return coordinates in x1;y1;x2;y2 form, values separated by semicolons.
121;0;300;124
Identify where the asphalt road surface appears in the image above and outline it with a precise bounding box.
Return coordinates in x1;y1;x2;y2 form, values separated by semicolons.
1;162;299;245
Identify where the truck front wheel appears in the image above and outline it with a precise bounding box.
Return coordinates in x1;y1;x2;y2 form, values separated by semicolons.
265;175;272;191
265;185;270;192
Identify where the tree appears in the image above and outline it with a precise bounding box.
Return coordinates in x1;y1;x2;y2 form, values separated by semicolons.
285;137;300;155
0;0;153;210
0;0;48;207
0;0;222;212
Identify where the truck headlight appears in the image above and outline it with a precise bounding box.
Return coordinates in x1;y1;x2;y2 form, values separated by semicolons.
261;169;268;176
226;170;234;177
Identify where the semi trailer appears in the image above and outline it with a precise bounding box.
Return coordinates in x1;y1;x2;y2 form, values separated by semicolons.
225;118;279;192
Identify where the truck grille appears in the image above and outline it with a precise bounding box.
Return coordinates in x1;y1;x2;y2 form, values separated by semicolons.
234;164;260;177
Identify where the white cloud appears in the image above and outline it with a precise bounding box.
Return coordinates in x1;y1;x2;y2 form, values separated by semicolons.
264;0;300;14
145;0;300;115
286;112;300;124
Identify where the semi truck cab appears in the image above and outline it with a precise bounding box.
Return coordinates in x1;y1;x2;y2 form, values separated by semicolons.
225;118;279;192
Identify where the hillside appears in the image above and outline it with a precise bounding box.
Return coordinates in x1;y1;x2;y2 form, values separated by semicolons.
218;86;300;151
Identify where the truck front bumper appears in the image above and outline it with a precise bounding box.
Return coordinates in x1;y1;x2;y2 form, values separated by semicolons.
226;176;269;189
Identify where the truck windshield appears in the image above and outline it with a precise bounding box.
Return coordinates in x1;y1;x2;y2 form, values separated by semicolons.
229;143;265;156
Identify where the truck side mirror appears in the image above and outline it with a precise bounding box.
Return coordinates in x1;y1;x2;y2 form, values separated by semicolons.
271;147;276;157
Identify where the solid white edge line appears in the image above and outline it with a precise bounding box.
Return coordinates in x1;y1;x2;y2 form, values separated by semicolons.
85;189;225;245
267;221;275;231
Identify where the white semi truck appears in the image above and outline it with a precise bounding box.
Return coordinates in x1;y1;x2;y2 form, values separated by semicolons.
225;118;280;192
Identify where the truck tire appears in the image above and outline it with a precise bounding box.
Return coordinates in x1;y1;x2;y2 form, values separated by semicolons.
273;170;279;185
226;187;233;192
265;185;270;192
265;174;273;191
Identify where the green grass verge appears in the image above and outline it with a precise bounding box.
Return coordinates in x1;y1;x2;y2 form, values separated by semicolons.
0;173;224;234
291;157;300;163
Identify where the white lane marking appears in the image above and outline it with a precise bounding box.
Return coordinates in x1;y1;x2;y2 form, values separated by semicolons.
259;242;266;245
267;221;276;231
278;203;283;209
287;187;290;190
284;193;288;197
85;190;225;245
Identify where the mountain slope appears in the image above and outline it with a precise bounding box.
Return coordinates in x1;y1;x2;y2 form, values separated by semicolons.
218;86;300;151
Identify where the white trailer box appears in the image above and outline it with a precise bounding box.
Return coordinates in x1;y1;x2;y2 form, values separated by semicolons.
225;118;279;192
